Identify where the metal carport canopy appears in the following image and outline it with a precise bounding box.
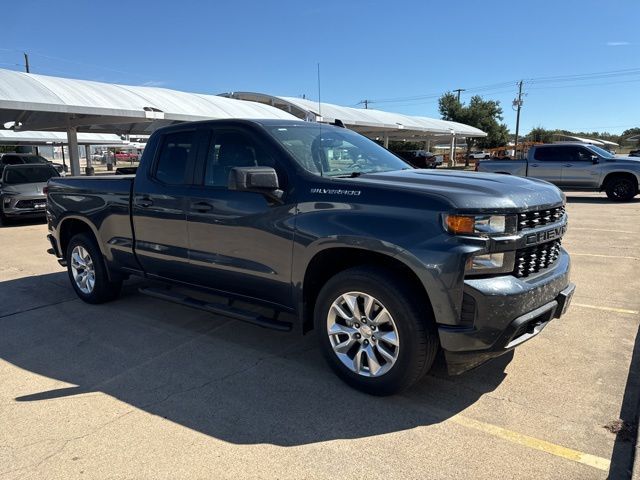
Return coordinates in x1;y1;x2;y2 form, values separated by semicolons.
221;92;487;142
0;68;297;135
0;68;297;174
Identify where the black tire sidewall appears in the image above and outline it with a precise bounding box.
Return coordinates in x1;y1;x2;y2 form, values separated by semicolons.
66;233;120;304
606;178;636;202
315;267;436;395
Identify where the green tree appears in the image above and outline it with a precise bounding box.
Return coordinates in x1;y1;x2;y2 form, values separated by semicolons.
528;126;555;144
438;93;509;164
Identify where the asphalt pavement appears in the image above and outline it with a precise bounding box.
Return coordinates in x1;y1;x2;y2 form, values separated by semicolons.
0;191;638;479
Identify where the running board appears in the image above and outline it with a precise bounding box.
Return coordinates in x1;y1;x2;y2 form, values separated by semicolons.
138;287;292;332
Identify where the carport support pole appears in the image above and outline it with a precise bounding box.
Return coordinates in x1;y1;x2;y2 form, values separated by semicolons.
383;134;389;149
67;127;80;176
85;145;93;175
449;133;456;167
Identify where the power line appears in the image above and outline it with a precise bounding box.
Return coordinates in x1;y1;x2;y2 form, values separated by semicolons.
358;66;640;107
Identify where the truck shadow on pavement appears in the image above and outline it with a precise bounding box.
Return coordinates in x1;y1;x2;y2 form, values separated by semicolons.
1;272;512;447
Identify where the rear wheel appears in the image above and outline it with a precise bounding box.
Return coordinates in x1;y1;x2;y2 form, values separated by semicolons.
66;233;122;303
605;176;637;202
315;266;438;395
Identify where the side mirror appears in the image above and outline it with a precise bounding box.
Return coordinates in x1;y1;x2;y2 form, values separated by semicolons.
228;166;283;201
591;155;599;164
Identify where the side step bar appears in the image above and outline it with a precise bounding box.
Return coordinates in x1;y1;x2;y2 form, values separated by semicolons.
139;287;292;332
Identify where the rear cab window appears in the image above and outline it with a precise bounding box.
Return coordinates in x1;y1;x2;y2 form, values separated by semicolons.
153;130;196;185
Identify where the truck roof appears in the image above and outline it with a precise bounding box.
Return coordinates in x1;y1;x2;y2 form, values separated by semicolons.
152;118;331;134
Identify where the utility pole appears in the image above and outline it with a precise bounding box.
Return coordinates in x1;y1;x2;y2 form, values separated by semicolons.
23;52;30;73
513;80;524;158
452;89;465;166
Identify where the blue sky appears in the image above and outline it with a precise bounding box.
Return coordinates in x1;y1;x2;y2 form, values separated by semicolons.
1;0;639;134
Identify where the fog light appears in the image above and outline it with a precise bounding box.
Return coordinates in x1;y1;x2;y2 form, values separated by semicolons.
465;252;513;276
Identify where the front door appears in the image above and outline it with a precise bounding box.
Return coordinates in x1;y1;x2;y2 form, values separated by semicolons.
559;146;600;188
185;128;295;308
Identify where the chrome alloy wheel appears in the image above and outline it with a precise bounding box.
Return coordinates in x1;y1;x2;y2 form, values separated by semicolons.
70;245;95;294
326;292;400;377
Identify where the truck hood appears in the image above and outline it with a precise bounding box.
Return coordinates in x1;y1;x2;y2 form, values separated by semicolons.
356;169;564;211
1;182;47;196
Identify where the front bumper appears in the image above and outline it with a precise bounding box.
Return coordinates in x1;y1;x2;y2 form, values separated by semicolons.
1;195;47;217
439;248;573;374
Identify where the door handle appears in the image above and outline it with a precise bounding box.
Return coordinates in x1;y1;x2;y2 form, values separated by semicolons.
563;164;573;167
137;196;153;208
530;163;539;167
190;201;214;213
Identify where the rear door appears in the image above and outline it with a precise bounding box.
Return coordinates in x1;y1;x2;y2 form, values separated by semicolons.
559;146;599;187
132;128;197;282
528;147;564;184
184;126;295;307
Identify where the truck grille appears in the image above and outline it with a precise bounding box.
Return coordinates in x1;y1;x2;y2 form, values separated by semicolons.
513;239;562;278
517;206;565;231
15;199;46;209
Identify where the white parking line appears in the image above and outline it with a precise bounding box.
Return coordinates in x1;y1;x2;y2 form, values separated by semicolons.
569;228;637;234
572;303;639;315
571;253;640;261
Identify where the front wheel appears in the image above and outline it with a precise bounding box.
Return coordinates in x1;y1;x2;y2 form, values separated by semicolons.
315;266;438;395
66;233;122;304
605;177;637;202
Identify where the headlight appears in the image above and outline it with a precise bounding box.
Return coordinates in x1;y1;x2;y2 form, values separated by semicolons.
443;214;516;236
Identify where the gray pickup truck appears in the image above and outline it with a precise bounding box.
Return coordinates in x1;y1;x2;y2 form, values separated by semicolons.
46;119;574;395
477;143;640;201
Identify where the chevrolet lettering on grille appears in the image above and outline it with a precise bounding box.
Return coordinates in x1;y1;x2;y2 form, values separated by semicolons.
525;225;567;245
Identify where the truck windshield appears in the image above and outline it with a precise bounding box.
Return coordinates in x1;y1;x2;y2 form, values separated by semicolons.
266;124;411;177
3;166;59;184
587;145;615;158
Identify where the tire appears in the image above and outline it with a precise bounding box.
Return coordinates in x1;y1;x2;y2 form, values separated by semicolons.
314;266;438;395
66;233;122;304
0;207;9;225
605;177;637;202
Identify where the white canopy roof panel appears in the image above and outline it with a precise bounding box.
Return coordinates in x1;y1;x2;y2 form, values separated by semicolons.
556;135;605;146
0;130;124;145
0;69;297;135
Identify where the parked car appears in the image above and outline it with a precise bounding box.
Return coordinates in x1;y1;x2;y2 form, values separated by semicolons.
0;152;66;175
394;150;441;168
0;163;59;221
629;149;640;157
477;143;640;201
46;119;574;395
468;151;490;160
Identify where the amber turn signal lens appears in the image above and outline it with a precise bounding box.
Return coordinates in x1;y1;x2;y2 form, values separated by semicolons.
445;215;475;234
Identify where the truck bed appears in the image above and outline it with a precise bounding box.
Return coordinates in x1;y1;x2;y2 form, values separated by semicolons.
47;175;137;270
476;159;527;176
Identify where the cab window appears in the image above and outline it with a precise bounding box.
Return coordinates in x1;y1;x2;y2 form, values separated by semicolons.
154;130;195;185
203;130;276;188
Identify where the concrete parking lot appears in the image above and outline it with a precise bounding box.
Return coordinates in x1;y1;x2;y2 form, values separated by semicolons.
0;191;638;479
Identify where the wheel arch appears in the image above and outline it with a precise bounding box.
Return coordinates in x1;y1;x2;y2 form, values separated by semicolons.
300;246;435;334
601;171;639;192
58;216;102;257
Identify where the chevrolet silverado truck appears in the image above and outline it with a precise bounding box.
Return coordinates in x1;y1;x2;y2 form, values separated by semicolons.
477;143;640;201
46;119;574;395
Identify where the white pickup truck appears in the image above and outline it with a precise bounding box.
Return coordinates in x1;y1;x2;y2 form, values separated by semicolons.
477;143;640;201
